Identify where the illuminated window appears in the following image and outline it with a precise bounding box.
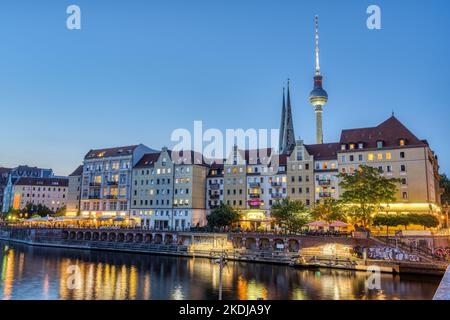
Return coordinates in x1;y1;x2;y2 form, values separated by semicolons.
358;143;364;149
386;152;392;160
331;163;336;169
323;162;328;169
349;144;355;150
377;153;383;160
232;168;238;174
368;154;374;161
377;141;384;148
341;144;346;151
282;176;287;183
247;167;252;173
399;139;405;146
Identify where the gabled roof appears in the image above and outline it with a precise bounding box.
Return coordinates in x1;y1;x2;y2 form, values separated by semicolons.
340;116;426;149
304;143;340;160
69;165;83;177
84;145;140;159
134;152;162;168
15;177;68;187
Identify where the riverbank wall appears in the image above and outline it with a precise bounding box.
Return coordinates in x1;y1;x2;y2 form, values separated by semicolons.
0;227;446;276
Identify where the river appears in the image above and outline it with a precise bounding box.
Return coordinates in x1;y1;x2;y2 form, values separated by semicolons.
0;240;440;300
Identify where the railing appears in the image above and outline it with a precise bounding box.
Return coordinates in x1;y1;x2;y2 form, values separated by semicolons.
89;182;101;187
318;180;331;186
249;182;261;188
209;194;220;200
271;182;283;187
271;194;283;199
248;194;260;199
319;192;332;197
88;195;100;199
107;181;119;186
209;183;221;190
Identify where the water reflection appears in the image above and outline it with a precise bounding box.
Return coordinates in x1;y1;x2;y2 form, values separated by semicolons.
0;241;440;300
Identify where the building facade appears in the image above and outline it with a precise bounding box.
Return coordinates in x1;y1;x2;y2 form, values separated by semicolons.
0;167;11;212
130;148;208;230
80;144;154;218
66;165;83;216
9;177;68;212
2;166;54;212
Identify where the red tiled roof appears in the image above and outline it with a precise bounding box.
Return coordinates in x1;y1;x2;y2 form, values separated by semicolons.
305;143;340;160
15;177;68;187
84;145;139;159
340;116;426;149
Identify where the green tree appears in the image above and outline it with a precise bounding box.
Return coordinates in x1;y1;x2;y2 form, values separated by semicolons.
22;203;53;217
312;199;347;223
408;214;440;230
338;165;400;227
440;174;450;205
271;198;312;232
55;206;67;217
207;204;240;230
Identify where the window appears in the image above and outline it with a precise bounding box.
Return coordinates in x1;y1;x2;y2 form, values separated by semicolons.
386;165;392;173
358;143;364;149
349;144;355;150
341;155;346;162
377;141;384;148
400;152;405;159
400;164;406;172
386;152;392;160
341;144;346;151
401;178;407;185
349;155;354;162
399;139;406;146
358;154;363;161
377;153;383;160
368;154;374;161
402;192;408;200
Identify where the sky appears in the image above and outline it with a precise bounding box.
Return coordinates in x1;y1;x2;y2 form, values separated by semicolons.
0;0;449;176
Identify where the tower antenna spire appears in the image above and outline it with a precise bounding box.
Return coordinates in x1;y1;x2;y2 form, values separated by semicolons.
315;15;320;76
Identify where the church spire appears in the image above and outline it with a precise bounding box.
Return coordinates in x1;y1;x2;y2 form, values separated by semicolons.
282;79;296;154
279;87;286;153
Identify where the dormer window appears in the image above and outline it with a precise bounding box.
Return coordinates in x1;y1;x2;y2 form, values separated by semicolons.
341;144;346;151
399;139;406;146
349;143;355;150
358;142;364;149
376;141;384;149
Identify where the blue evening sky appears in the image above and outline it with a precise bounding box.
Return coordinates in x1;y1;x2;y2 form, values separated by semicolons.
0;0;449;175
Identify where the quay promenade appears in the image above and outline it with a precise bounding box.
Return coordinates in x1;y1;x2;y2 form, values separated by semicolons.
0;226;447;276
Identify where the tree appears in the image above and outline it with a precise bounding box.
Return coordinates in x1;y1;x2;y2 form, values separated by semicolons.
55;206;67;217
22;203;53;217
312;199;347;223
207;204;240;230
408;214;440;230
338;165;400;227
440;174;450;205
271;198;312;233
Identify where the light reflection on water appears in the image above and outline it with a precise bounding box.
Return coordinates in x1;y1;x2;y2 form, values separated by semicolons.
0;241;440;300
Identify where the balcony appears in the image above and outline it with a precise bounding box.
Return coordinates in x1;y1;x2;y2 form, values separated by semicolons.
107;181;119;186
271;181;283;187
249;182;261;188
89;182;101;187
209;183;221;190
318;179;331;186
209;194;220;200
88;195;100;200
249;194;261;199
105;195;118;200
271;193;283;199
319;192;332;198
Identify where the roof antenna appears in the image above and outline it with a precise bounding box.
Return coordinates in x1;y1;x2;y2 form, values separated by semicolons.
392;110;395;117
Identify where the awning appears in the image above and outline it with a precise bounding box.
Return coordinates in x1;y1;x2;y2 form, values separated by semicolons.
329;221;349;228
306;221;328;227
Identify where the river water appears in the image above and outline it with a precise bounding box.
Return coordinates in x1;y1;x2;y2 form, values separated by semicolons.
0;240;440;300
